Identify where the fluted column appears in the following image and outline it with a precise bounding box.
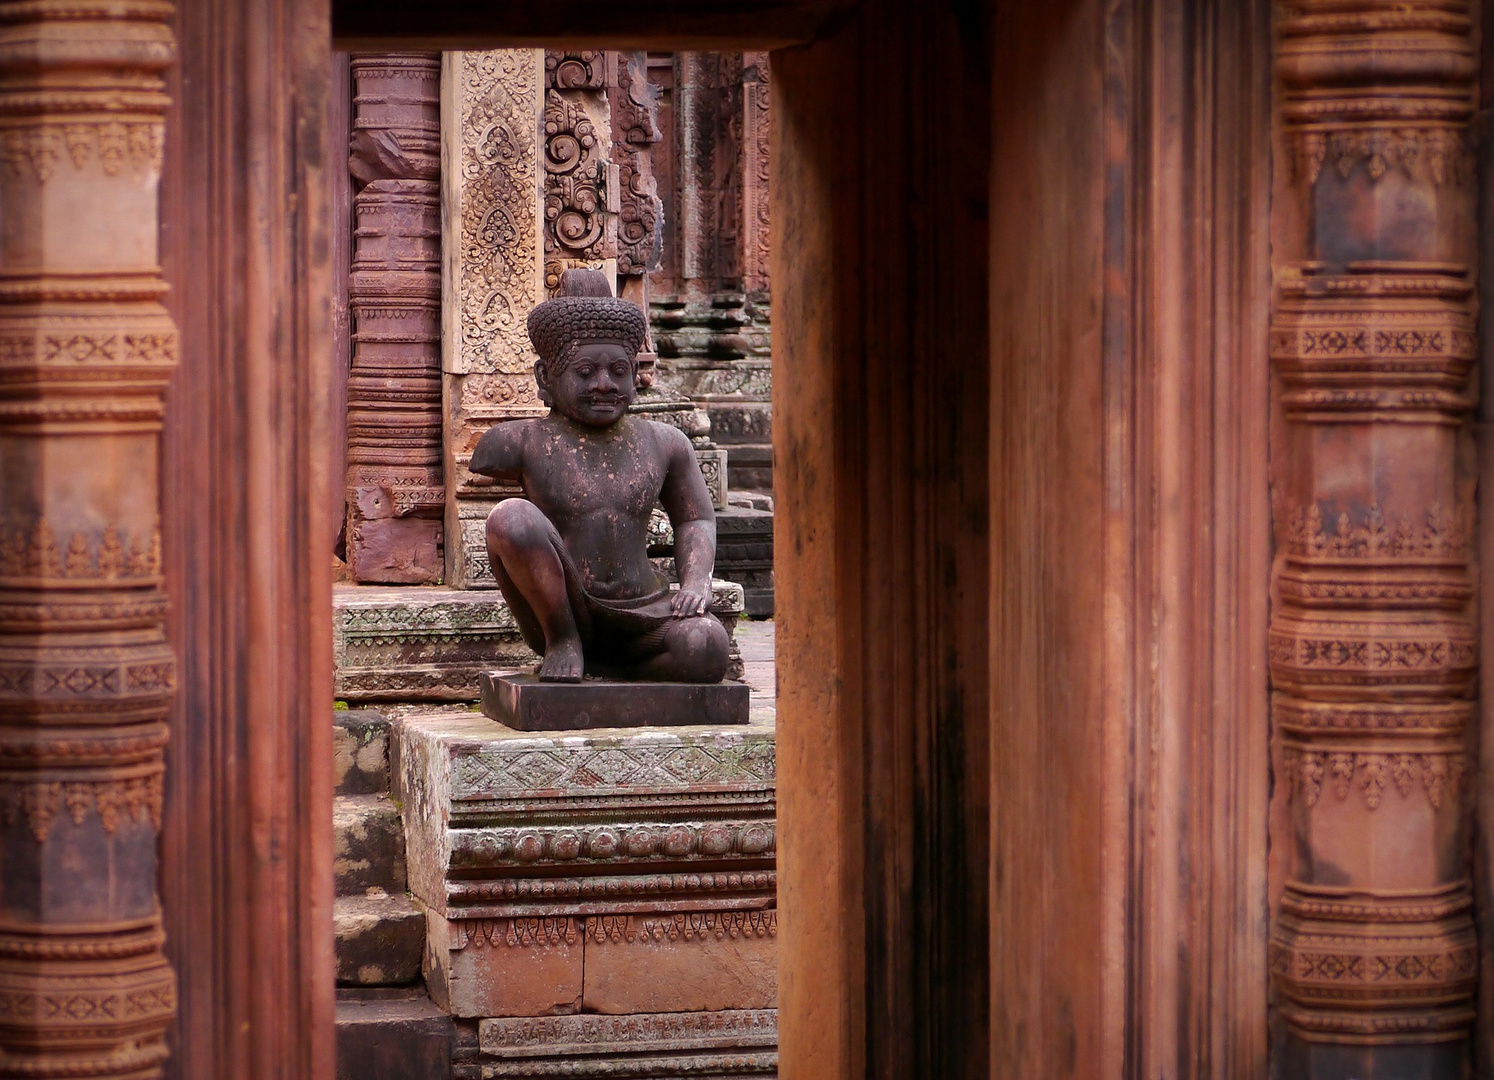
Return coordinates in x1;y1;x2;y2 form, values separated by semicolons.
1269;1;1479;1073
0;2;177;1077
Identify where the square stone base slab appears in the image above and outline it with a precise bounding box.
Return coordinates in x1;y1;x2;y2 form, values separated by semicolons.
481;673;750;731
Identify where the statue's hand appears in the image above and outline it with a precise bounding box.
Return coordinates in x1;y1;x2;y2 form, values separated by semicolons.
671;586;710;618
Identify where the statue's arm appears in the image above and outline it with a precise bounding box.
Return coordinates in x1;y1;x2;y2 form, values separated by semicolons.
657;425;717;615
469;420;526;484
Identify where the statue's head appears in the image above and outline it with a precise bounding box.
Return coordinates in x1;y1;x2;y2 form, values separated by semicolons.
527;269;648;428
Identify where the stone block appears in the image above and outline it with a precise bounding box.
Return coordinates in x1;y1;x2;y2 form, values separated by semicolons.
334;795;407;894
397;712;776;920
582;911;778;1014
477;1009;778;1077
333;709;392;796
335;892;425;986
333;584;538;701
335;988;454;1080
480;673;750;731
423;912;582;1018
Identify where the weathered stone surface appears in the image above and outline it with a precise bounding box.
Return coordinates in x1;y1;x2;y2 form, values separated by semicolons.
424;912;583;1018
582;912;777;1014
481;673;750;731
397;712;776;919
333;584;537;701
336;988;455;1080
477;1009;778;1077
335;892;425;986
333;709;392;795
334;794;408;895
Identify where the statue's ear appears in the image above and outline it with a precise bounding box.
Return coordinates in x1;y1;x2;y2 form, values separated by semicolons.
533;360;553;406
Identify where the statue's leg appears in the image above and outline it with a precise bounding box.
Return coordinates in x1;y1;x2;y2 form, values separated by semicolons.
485;498;584;682
628;614;731;683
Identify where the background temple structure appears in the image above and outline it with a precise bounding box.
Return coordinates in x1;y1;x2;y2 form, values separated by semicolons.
325;49;780;1077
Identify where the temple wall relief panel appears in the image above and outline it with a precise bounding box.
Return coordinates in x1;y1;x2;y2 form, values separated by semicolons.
0;2;178;1075
441;50;547;590
1268;1;1481;1072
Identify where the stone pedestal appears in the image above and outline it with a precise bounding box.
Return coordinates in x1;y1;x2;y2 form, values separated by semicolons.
481;673;750;730
396;713;776;1022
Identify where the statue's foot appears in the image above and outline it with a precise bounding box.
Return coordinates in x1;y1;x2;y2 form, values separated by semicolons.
538;637;584;682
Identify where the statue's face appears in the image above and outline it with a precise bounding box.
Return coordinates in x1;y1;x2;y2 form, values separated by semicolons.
549;342;636;428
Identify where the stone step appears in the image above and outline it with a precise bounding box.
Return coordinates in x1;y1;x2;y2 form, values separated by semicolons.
333;585;537;703
334;581;747;702
335;987;453;1080
335;891;425;987
334;794;407;895
333;708;392;796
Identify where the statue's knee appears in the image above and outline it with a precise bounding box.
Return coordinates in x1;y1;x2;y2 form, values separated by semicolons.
669;615;730;681
487;498;548;550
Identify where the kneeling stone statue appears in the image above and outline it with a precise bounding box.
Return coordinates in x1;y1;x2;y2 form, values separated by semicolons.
471;269;732;686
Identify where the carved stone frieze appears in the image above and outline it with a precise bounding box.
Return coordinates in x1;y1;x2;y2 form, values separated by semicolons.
0;3;179;1076
478;1008;777;1057
1269;1;1479;1068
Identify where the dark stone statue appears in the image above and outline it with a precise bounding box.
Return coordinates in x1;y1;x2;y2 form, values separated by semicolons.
470;269;731;683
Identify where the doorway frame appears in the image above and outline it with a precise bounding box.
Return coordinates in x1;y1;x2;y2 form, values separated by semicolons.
156;0;1275;1076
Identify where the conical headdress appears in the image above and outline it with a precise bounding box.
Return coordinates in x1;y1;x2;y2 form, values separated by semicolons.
526;269;648;373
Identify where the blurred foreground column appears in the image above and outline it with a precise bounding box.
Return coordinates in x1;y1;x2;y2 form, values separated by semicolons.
1269;1;1481;1072
0;1;178;1076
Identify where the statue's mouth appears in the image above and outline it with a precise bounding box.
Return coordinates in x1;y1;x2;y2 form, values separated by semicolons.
582;395;626;408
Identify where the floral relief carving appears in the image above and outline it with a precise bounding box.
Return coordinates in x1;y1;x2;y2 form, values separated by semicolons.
1283;503;1471;560
1284;748;1467;810
0;773;163;842
454;50;544;377
0;521;161;581
0;122;163;182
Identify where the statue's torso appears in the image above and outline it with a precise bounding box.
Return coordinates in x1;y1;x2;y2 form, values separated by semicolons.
519;415;667;599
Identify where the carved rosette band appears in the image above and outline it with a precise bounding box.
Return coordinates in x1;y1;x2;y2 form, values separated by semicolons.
345;54;445;584
0;2;178;1077
1269;1;1478;1069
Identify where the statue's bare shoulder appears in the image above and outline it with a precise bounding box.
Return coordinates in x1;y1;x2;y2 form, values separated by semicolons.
469;417;536;483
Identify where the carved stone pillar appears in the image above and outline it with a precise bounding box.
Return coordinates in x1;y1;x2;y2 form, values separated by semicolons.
649;53;771;496
345;54;444;584
1269;1;1480;1072
441;50;546;589
0;2;177;1076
